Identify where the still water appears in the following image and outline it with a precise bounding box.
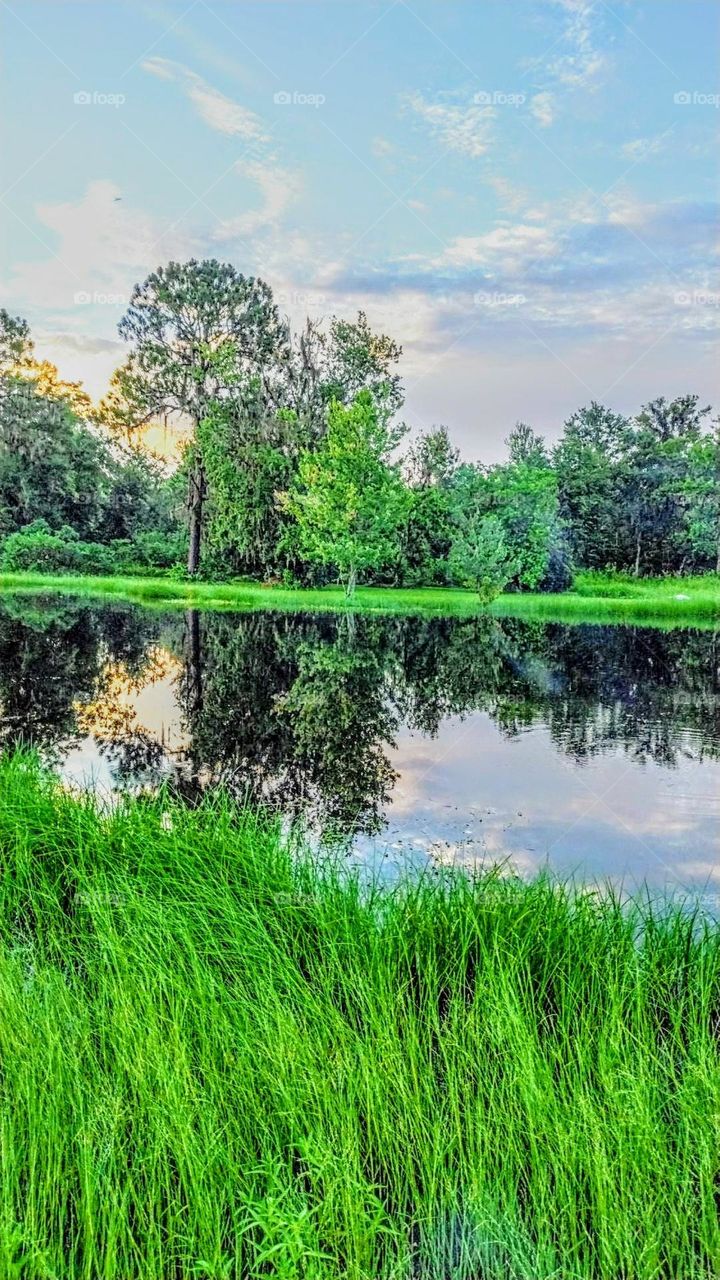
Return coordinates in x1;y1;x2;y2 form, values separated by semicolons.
1;593;718;896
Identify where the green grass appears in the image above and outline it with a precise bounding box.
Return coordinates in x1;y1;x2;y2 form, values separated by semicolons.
0;755;718;1279
0;568;720;626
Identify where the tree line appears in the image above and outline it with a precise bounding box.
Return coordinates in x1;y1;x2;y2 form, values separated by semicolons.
2;258;719;596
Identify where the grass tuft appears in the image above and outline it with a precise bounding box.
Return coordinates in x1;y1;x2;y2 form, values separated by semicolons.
0;754;718;1277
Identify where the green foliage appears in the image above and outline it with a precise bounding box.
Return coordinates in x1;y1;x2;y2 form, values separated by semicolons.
0;521;117;575
320;309;404;416
0;521;184;576
283;391;407;597
0;754;718;1278
114;260;289;573
449;511;519;601
198;392;297;580
0;308;32;373
4;281;720;591
0;377;110;539
484;459;560;589
448;458;563;593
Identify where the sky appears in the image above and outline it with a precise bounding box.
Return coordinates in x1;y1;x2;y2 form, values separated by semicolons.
1;0;719;459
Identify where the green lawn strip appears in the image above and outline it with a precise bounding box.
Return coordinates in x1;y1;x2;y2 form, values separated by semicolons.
0;568;719;626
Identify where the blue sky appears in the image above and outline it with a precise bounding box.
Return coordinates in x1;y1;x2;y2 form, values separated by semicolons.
2;0;719;457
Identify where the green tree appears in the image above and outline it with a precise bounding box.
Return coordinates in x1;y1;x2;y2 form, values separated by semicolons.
198;386;297;580
113;260;288;574
449;512;518;602
506;421;548;468
682;425;720;573
625;395;712;575
321;311;403;417
486;460;561;589
554;403;634;570
283;391;406;598
0;308;32;373
0;377;109;538
405;425;459;489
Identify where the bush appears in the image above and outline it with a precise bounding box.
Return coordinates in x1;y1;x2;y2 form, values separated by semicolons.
0;521;185;577
0;521;116;575
109;530;186;572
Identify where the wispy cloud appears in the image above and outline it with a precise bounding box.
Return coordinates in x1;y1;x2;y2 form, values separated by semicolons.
214;161;302;239
530;91;555;127
142;57;270;144
546;0;606;90
621;135;666;162
404;91;495;158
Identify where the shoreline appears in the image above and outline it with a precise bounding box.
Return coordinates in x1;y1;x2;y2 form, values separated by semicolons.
1;569;719;627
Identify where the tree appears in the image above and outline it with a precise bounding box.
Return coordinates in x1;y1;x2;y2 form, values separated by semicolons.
506;421;548;468
449;512;518;603
554;403;634;570
405;425;459;489
198;386;298;580
486;460;561;589
114;260;289;574
0;309;32;374
321;310;403;417
682;426;720;573
625;395;713;575
394;427;460;586
282;391;406;598
0;376;110;538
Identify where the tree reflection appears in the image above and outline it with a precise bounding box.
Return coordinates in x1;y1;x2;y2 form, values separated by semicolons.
0;593;718;838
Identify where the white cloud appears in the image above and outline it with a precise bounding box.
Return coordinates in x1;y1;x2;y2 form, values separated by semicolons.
621;135;665;162
486;176;530;215
404;91;494;158
9;180;195;315
430;223;556;273
529;92;555;128
142;57;269;144
372;137;395;158
214;161;302;239
546;0;606;90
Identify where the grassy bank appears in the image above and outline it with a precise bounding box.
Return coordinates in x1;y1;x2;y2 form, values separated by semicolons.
0;756;718;1278
0;568;719;626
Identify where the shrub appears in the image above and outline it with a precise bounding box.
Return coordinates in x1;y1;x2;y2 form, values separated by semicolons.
0;522;115;575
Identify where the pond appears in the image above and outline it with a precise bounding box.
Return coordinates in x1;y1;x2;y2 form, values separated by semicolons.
1;592;718;899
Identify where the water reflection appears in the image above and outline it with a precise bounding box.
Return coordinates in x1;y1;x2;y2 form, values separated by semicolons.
0;593;718;892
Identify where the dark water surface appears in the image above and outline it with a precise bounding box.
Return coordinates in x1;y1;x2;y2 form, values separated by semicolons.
1;593;718;896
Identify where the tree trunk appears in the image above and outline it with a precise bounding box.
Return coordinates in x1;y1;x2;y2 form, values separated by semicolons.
187;455;205;576
633;532;642;577
345;565;357;599
180;608;203;803
184;608;203;718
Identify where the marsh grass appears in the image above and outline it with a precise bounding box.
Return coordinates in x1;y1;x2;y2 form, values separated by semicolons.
0;569;719;627
0;755;718;1277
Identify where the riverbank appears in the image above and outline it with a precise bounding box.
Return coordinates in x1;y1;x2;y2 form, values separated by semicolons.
1;568;719;626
